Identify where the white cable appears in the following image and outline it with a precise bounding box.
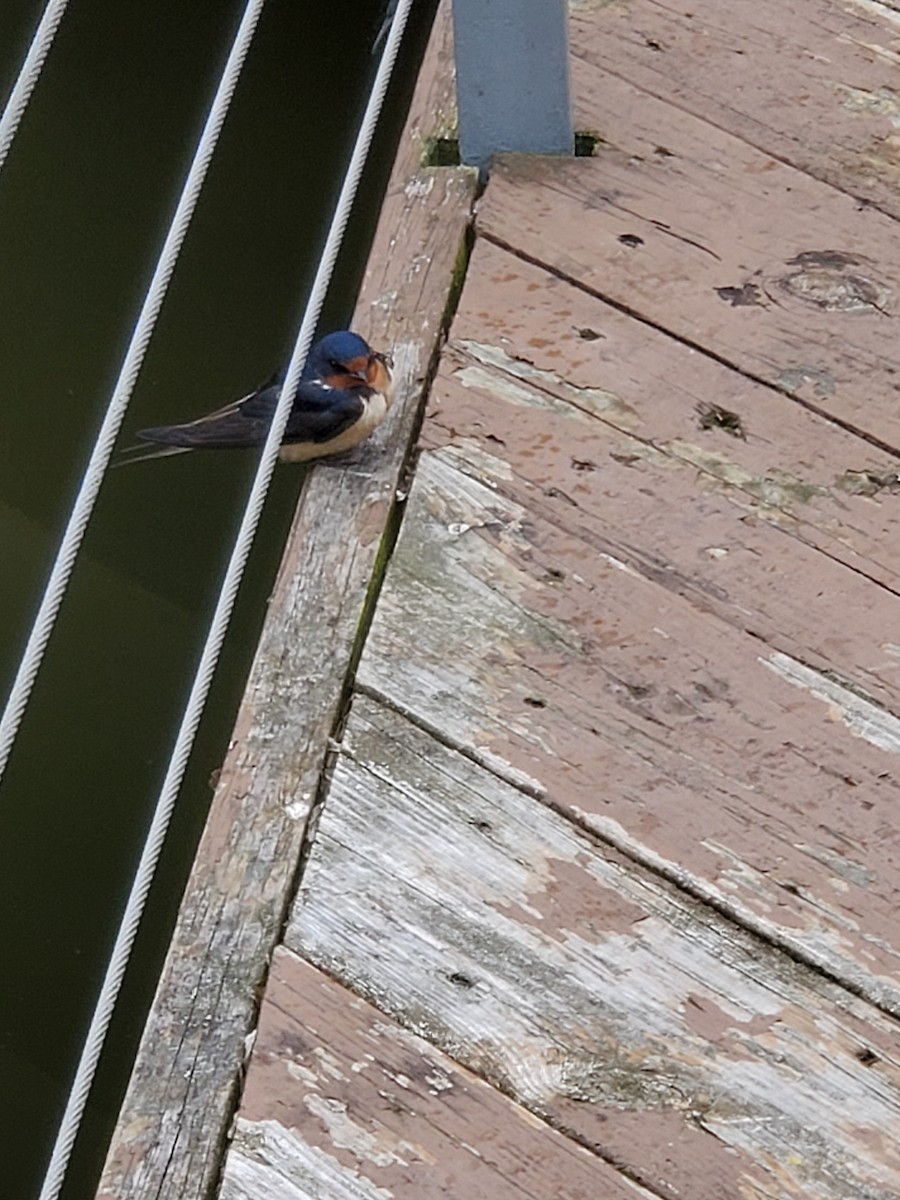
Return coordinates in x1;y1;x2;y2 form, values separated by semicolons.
0;0;267;787
38;2;415;1197
0;0;69;173
30;2;268;1195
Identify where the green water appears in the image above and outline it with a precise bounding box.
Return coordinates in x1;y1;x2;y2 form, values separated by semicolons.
0;2;433;1195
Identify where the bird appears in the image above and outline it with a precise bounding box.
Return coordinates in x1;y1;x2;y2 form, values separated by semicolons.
119;330;393;465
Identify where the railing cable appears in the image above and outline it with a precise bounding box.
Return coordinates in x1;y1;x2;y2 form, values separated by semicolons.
0;0;267;786
37;2;415;1197
0;0;69;173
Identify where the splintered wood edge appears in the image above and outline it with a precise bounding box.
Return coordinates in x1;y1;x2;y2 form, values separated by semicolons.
97;5;475;1198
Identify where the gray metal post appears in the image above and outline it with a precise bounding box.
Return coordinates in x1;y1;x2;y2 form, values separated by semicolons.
452;0;573;170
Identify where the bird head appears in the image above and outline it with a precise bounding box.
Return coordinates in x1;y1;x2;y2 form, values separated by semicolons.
308;330;392;398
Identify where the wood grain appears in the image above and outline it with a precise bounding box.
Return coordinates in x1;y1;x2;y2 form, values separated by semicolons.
289;694;900;1200
219;947;649;1200
98;6;475;1197
352;428;900;1011
435;236;900;591
570;0;900;218
478;70;900;450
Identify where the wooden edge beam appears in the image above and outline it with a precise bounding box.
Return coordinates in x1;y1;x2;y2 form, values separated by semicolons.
97;5;475;1197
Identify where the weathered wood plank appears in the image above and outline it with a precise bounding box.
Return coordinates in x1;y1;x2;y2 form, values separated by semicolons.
353;441;900;1012
477;83;900;451
431;346;900;714
98;6;475;1197
289;695;900;1200
443;231;900;583
427;239;900;700
219;947;650;1200
570;0;900;218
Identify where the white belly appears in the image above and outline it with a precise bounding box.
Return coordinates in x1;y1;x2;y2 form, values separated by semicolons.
279;390;391;463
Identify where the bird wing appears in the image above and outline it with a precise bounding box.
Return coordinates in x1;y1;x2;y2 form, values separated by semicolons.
130;378;367;452
281;380;367;445
133;381;276;449
113;442;195;466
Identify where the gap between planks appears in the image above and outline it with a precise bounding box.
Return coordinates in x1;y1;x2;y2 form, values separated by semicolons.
479;47;900;452
220;946;658;1200
357;226;900;1017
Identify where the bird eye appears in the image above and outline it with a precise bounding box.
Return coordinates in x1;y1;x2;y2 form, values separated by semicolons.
329;359;345;372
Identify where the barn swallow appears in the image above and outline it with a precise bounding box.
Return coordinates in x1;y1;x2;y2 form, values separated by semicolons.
120;330;393;464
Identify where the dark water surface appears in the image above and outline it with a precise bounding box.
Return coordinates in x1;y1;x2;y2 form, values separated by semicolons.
0;2;433;1195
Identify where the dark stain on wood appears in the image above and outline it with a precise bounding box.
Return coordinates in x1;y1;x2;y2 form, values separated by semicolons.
696;401;747;439
715;282;763;307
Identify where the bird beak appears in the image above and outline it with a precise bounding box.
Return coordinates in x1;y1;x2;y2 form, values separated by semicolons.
365;352;393;393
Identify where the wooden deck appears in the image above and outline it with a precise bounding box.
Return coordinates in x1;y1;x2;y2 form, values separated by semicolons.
102;2;900;1198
